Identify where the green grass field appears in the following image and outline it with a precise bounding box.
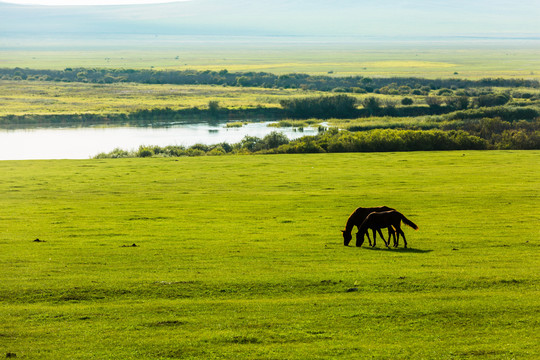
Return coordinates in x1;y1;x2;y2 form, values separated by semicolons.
4;79;537;118
2;44;539;117
1;151;539;359
0;79;427;117
3;46;540;79
0;80;311;116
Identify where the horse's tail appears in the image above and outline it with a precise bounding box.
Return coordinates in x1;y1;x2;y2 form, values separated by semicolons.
400;213;419;230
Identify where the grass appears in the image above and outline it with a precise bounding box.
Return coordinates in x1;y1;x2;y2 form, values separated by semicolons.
0;80;426;117
0;80;319;116
1;151;539;359
329;116;444;131
5;79;535;119
225;121;248;128
268;119;319;128
2;46;540;79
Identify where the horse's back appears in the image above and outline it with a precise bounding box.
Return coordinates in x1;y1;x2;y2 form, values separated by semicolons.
365;210;402;226
353;206;393;217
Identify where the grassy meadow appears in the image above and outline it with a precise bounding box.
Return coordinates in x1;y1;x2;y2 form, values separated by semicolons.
1;151;539;359
0;79;429;117
3;46;540;79
3;79;537;118
0;80;310;116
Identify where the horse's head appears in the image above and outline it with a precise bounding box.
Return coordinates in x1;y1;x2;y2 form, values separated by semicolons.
342;230;352;246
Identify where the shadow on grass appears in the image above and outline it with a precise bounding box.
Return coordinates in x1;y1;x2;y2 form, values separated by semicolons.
359;246;433;254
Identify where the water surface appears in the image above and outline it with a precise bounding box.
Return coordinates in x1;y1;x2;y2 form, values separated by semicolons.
0;121;318;160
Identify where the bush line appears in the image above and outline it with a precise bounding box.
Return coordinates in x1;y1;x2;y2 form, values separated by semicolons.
95;122;540;158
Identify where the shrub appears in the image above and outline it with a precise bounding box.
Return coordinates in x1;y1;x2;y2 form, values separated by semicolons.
137;146;154;157
280;95;358;119
208;100;220;112
361;97;381;115
445;96;469;110
425;96;443;108
258;131;290;150
438;88;454;96
401;97;414;106
476;93;511;107
448;106;538;122
207;146;226;155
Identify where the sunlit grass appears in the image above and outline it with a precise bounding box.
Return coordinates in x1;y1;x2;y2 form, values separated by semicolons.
0;151;539;359
0;80;322;115
0;80;423;116
2;47;539;78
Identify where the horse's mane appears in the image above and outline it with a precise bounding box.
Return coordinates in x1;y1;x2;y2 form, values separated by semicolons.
344;207;361;232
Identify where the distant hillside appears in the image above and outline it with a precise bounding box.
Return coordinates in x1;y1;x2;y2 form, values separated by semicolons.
1;0;539;40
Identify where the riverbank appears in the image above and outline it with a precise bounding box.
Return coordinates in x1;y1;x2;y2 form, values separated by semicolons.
0;107;285;127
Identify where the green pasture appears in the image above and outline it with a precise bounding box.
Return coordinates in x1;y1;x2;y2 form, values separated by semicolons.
4;79;536;118
3;46;540;79
0;80;416;116
1;151;539;359
0;80;310;116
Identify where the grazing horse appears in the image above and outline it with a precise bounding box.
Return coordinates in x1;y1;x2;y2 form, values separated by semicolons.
342;206;394;246
357;210;418;248
355;226;397;248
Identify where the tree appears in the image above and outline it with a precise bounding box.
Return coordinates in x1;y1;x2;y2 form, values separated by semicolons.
208;100;220;113
259;132;289;150
445;96;469;110
236;76;251;87
401;97;414;106
425;96;443;109
238;136;261;152
280;95;358;119
361;97;381;115
476;93;511;107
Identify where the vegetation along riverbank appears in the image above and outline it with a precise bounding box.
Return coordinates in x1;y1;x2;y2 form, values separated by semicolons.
1;67;539;153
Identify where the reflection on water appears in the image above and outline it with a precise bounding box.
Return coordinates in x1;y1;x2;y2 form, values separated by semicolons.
0;121;320;160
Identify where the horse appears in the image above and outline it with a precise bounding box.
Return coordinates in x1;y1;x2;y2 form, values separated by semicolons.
355;225;397;248
357;210;418;248
342;206;395;246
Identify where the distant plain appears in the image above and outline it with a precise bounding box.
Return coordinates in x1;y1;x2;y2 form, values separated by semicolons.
3;39;540;79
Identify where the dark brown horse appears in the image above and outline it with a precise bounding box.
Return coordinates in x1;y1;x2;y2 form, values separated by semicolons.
342;206;394;246
355;225;396;248
357;210;418;248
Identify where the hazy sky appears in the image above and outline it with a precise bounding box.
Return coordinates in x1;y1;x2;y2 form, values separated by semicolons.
3;0;185;4
2;0;538;38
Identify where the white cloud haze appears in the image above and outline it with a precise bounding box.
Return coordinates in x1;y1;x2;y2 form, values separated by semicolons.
2;0;185;5
1;0;538;39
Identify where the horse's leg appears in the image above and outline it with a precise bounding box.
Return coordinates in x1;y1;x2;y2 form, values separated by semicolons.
377;228;388;247
388;227;397;247
392;223;401;247
386;227;392;246
370;229;376;247
398;229;407;248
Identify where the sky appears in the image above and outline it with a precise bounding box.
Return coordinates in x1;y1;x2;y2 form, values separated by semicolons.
2;0;538;39
2;0;184;4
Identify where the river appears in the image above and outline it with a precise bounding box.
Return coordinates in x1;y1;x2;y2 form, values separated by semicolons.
0;121;320;160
